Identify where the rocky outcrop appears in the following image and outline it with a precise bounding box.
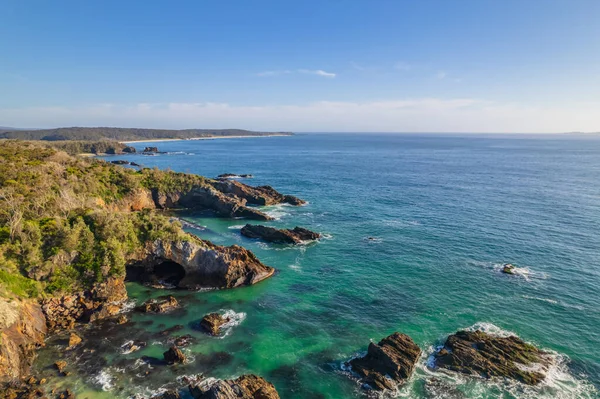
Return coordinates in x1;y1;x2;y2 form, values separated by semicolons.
136;296;179;313
198;313;230;336
41;277;127;332
163;346;186;364
122;146;137;153
67;333;81;348
0;300;47;383
111;160;130;165
216;174;253;179
189;374;280;399
143;147;159;153
348;332;421;391
175;186;272;220
240;225;320;244
434;330;549;385
502;263;516;274
212;180;305;207
128;238;275;289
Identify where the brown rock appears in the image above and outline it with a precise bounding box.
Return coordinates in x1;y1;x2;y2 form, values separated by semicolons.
198;313;230;336
502;263;516;274
349;332;421;391
0;300;47;383
188;374;279;399
129;238;275;289
240;225;320;244
434;330;549;385
115;315;128;325
136;296;179;313
53;361;67;374
163;346;186;364
67;333;81;348
152;391;181;399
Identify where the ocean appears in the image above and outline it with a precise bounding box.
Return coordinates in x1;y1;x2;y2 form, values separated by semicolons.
35;133;600;398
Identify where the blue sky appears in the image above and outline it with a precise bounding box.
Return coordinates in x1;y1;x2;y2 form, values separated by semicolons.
1;0;599;132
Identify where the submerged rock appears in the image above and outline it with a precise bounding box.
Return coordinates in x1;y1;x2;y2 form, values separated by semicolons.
434;330;549;385
121;340;147;354
348;332;421;391
136;296;179;313
240;225;321;244
188;374;280;399
163;346;186;364
198;313;230;336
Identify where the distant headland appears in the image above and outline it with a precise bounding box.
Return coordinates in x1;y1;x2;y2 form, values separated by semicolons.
0;126;293;142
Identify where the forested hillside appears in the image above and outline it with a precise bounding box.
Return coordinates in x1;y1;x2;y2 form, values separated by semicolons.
0;127;292;141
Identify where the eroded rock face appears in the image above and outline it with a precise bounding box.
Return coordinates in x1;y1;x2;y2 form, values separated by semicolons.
176;186;272;220
212;180;305;207
129;238;275;289
434;330;549;385
241;225;320;244
0;300;47;383
189;374;280;399
198;313;230;336
41;277;127;332
349;332;421;391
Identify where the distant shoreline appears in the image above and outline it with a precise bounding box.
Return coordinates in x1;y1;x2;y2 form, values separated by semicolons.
121;134;292;144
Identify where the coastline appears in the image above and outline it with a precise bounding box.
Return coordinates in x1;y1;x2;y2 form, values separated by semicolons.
120;134;292;144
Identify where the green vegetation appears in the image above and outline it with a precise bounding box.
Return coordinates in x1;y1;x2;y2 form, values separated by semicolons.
42;140;133;155
0;141;199;299
0;127;292;141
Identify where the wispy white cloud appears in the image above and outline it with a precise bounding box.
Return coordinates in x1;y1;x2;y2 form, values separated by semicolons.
1;99;598;133
394;61;411;71
257;69;336;78
256;70;292;77
435;71;447;79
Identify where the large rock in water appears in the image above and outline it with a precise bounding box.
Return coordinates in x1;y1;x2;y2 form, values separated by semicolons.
199;313;230;336
211;180;306;206
129;238;275;289
136;296;179;313
163;346;186;364
349;332;421;391
0;300;47;382
434;330;549;385
189;374;280;399
240;225;320;244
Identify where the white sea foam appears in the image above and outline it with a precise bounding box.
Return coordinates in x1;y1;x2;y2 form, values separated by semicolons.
217;310;246;338
228;224;246;229
90;369;114;391
522;295;559;305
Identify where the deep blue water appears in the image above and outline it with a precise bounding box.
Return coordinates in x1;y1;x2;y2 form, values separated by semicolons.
41;134;600;398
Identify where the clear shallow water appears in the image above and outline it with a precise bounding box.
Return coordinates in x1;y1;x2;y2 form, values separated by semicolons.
36;134;600;398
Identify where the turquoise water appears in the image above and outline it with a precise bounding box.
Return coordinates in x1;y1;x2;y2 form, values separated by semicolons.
37;134;600;398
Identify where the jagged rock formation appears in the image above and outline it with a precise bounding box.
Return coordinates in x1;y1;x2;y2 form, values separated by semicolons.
128;238;275;289
0;300;47;383
348;332;421;391
163;346;186;364
240;225;320;244
434;330;549;385
198;313;230;336
189;374;280;399
212;180;305;206
41;278;127;332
